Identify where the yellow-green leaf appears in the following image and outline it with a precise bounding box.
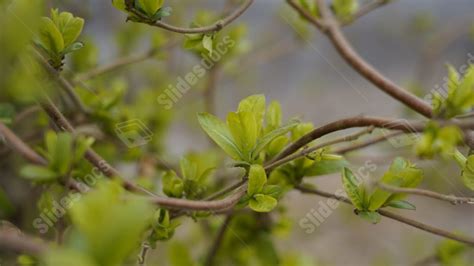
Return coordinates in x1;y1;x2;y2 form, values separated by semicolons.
248;164;267;196
249;194;277;212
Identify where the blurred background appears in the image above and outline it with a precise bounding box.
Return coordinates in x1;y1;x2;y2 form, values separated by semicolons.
2;0;474;265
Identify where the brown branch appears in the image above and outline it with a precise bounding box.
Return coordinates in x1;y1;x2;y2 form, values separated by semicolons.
126;0;254;34
377;182;474;205
270;115;474;163
296;185;474;246
204;214;234;266
333;131;405;154
0;122;47;165
0;231;47;256
74;40;178;82
265;127;374;171
316;0;433;117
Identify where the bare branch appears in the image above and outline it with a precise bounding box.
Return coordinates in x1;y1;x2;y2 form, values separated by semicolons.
0;122;47;165
126;0;254;34
377;182;474;205
0;231;47;256
296;185;474;246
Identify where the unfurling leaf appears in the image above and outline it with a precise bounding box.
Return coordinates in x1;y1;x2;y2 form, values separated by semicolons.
341;168;364;210
357;211;381;224
249;194;277;212
248;164;267;196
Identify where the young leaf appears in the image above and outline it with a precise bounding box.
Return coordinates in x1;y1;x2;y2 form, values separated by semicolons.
249;194;277;212
237;94;266;134
51;10;84;48
38;17;64;55
137;0;164;17
304;158;348;177
253;120;299;158
261;185;283;199
198;112;242;160
162;171;184;198
332;0;359;20
20;165;58;182
341;168;364;210
266;101;282;131
357;211;381;224
202;34;213;55
462;155;474;191
112;0;127;11
248;164;267;196
385;200;416;210
227;111;258;159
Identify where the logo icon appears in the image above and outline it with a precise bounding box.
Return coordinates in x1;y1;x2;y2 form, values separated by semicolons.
115;119;153;148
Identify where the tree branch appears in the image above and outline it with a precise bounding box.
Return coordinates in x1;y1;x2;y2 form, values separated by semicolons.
204;214;234;266
126;0;254;34
271;115;474;163
377;182;474;205
296;185;474;246
333;131;405;154
0;231;47;256
0;122;47;165
341;0;392;26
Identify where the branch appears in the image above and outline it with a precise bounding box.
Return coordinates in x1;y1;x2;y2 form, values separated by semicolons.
296;185;474;246
271;115;474;163
126;0;254;34
377;182;474;205
74;40;177;82
265;126;374;171
0;231;47;256
288;0;433;118
204;214;234;266
0;122;47;165
33;48;92;114
333;131;405;154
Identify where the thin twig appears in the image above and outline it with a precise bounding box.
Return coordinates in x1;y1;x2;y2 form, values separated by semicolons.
270;115;474;163
296;185;474;246
0;231;47;256
333;131;405;154
377;182;474;205
0;122;47;165
265;127;375;171
204;214;234;266
126;0;254;34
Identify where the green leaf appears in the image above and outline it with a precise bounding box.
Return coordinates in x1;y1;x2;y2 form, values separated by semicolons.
248;164;267;196
227;111;258;160
237;94;266;134
304;158;348;177
341;168;364;210
180;157;197;180
253;120;299;158
332;0;359;20
168;242;196;266
266;101;282;131
0;103;15;124
249;194;277;212
202;34;213;55
385;200;416;210
261;185;283;199
198;112;242;160
162;171;184;198
462;155;474;191
137;0;164;17
112;0;127;11
20;165;58;182
154;6;172;20
62;42;84;55
38;17;64;54
357;211;381;224
51;10;84;48
43;248;97;266
368;157;423;211
51;133;73;175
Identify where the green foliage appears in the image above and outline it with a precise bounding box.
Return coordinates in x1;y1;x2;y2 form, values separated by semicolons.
436;238;469;266
112;0;171;21
148;209;180;244
342;158;423;223
198;95;298;163
0;103;15;124
36;9;84;68
332;0;359;21
415;123;463;159
245;164;280;212
433;65;474;118
461;155;474;191
20;132;94;183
